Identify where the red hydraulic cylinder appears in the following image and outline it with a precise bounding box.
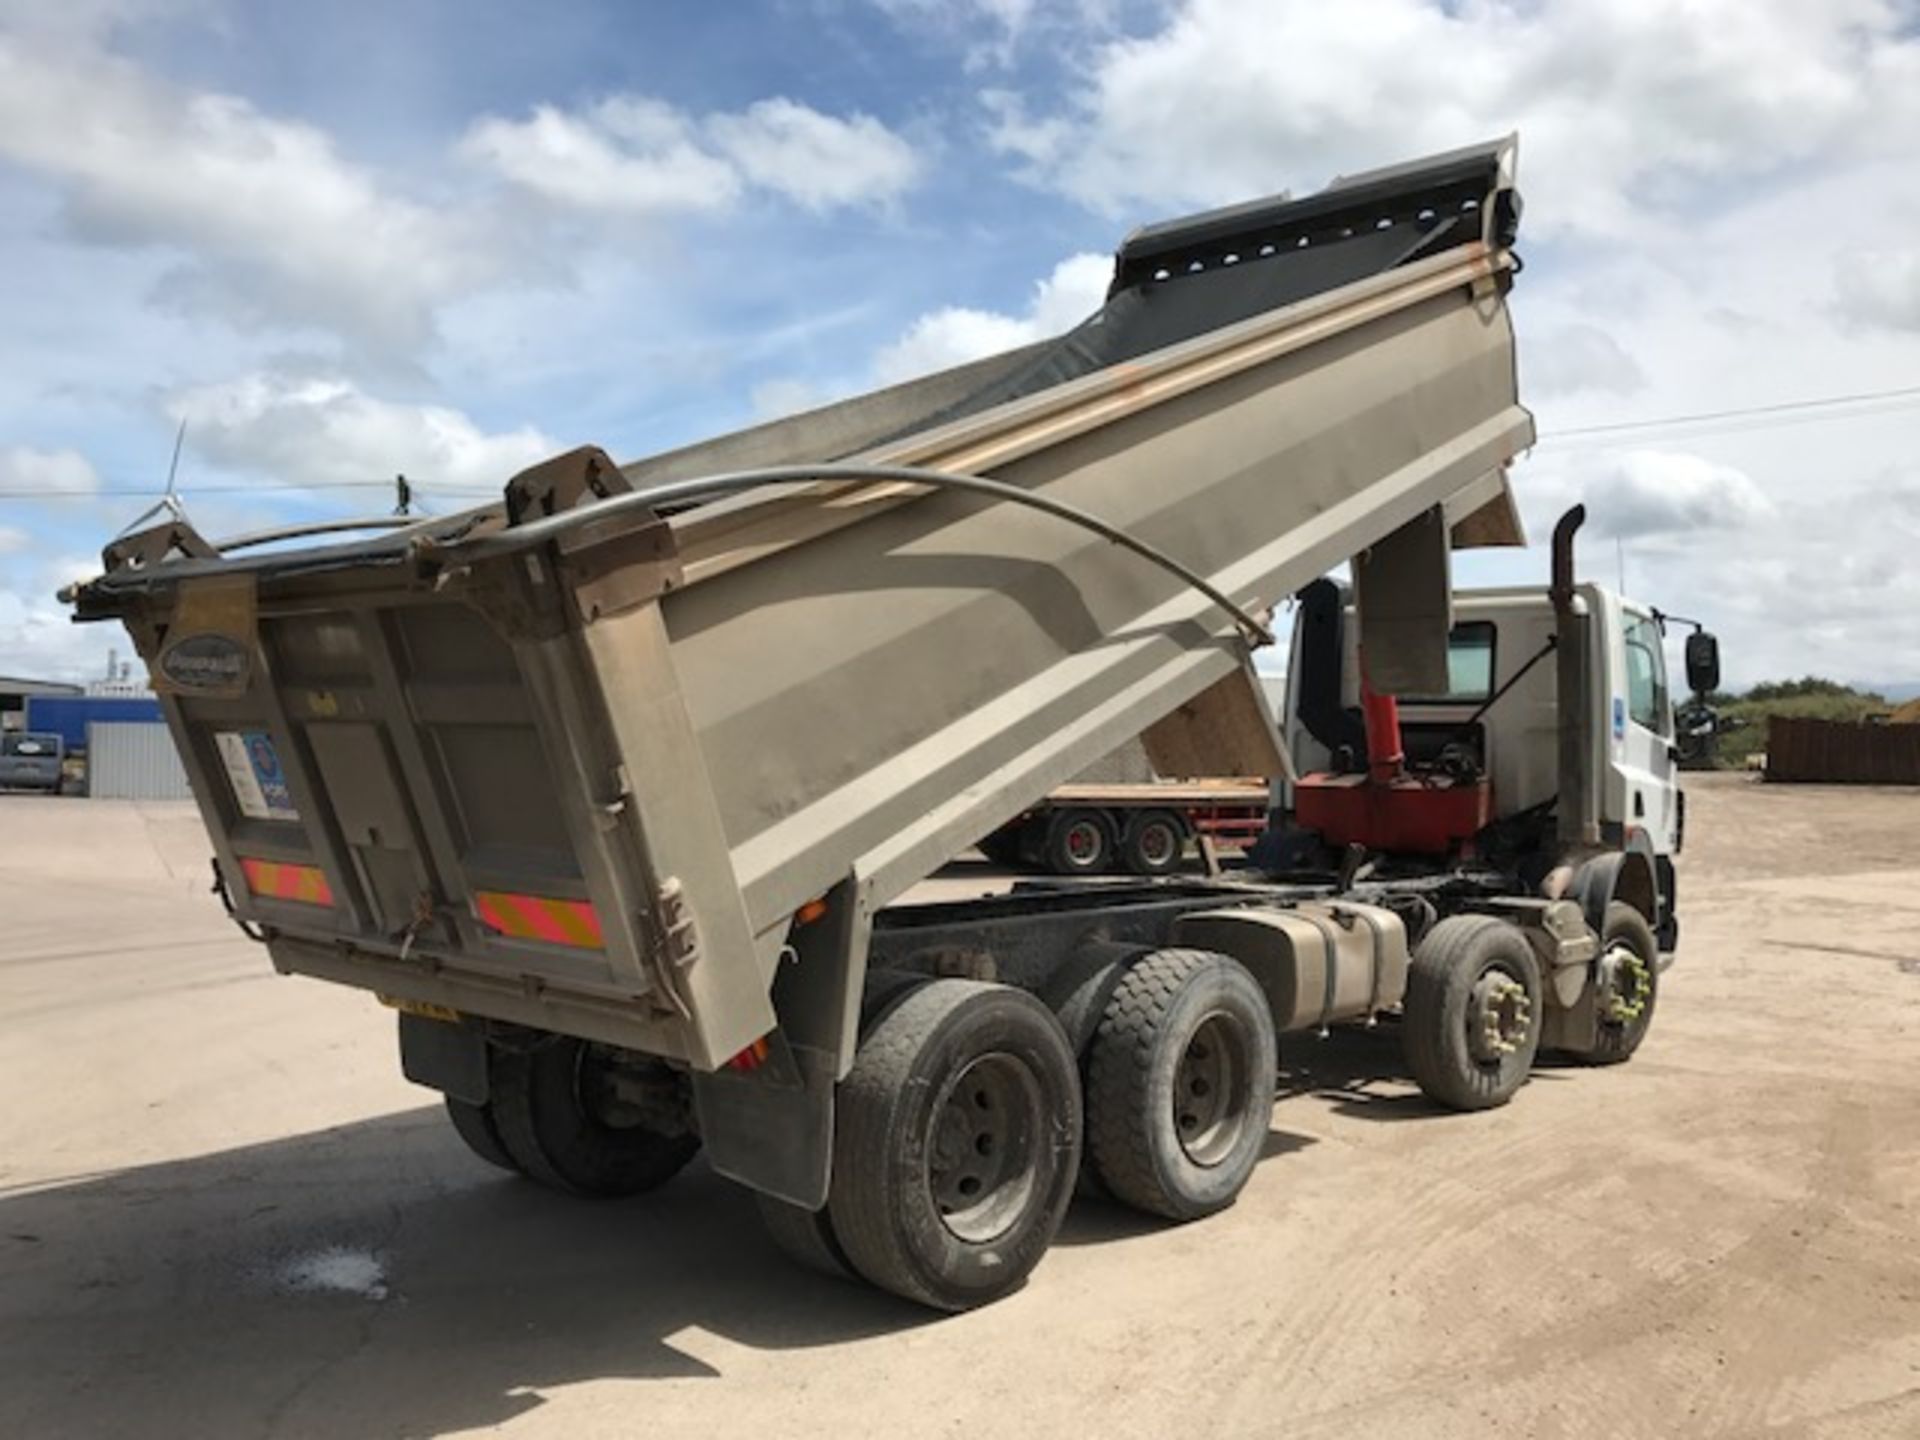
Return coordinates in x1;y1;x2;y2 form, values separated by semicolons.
1359;662;1404;783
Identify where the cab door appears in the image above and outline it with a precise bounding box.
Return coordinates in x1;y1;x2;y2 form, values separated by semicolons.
1616;607;1678;854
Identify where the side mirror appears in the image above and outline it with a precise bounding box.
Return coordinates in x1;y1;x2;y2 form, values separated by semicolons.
1685;630;1720;696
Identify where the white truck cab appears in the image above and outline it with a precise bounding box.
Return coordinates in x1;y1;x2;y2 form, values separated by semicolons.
1281;579;1690;947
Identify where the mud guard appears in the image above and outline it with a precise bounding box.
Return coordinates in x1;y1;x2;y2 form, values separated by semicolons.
689;876;867;1208
1567;840;1660;940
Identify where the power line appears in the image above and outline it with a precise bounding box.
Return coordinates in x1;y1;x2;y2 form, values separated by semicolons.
1538;381;1920;442
0;481;498;500
2;380;1916;500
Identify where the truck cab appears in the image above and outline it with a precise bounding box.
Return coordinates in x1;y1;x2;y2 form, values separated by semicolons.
1280;581;1684;943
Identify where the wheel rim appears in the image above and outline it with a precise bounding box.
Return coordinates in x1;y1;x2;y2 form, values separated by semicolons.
574;1043;646;1133
1173;1012;1251;1166
1064;819;1105;868
1138;821;1177;867
926;1052;1044;1243
1600;944;1653;1027
1467;966;1533;1063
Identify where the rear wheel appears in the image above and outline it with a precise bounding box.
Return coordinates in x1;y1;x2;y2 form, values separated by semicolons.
1121;810;1186;876
1086;949;1276;1219
756;1194;854;1280
828;980;1080;1311
444;1095;517;1172
1581;902;1659;1065
1402;916;1542;1110
491;1037;701;1197
1044;808;1115;875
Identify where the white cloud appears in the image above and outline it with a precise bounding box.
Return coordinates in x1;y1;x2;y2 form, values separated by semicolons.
1518;449;1773;542
0;25;515;356
984;0;1920;234
466;94;918;217
0;446;103;496
0;583;109;680
168;374;555;494
1523;324;1646;398
0;525;27;554
461;98;743;216
1834;245;1920;332
709;99;918;212
874;251;1109;383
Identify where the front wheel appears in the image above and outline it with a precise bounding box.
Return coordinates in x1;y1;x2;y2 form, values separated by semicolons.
1580;902;1659;1065
1402;916;1543;1111
828;980;1081;1311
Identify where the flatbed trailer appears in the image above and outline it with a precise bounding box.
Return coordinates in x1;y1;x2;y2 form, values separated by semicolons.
981;779;1273;875
68;136;1708;1312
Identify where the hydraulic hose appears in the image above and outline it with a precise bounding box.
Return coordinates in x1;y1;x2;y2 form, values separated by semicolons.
454;462;1276;647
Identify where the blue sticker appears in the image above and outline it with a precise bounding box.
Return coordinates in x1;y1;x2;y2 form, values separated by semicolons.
216;730;300;821
1612;696;1627;742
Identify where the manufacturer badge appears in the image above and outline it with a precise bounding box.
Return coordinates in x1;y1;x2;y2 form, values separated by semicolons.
159;632;252;693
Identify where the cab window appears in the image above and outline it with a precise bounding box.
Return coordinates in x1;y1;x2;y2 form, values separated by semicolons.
1402;621;1496;702
1624;614;1669;734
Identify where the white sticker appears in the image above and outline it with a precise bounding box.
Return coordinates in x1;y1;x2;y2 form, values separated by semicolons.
216;730;300;822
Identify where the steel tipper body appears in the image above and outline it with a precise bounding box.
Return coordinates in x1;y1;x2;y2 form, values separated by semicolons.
72;139;1541;1309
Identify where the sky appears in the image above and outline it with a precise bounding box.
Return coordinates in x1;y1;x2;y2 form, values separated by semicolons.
2;0;1918;690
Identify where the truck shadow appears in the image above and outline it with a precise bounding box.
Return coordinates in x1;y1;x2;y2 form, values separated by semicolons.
0;1108;934;1439
1276;1023;1567;1122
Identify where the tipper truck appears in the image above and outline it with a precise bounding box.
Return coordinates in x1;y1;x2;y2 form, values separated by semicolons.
68;137;1720;1311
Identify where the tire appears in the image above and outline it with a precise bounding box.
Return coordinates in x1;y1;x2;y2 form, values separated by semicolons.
975;825;1026;868
828;980;1080;1311
1582;901;1659;1065
1121;810;1187;877
444;1095;517;1172
491;1036;700;1197
1402;915;1543;1111
1044;808;1116;876
756;1194;855;1280
1041;943;1152;1200
1086;949;1277;1220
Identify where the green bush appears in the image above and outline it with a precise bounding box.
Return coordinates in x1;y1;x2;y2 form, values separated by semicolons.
1707;681;1890;768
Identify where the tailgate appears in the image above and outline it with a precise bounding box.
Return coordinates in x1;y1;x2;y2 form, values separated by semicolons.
107;533;775;1069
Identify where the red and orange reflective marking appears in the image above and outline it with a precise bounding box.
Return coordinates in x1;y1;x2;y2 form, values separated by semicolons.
240;856;334;906
473;890;605;949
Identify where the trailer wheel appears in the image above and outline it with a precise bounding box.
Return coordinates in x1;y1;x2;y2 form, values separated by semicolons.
1086;949;1277;1220
443;1096;517;1172
1121;810;1186;876
1582;902;1659;1065
975;824;1026;868
828;980;1080;1311
756;1195;855;1280
491;1037;700;1197
1402;916;1542;1111
1045;808;1115;875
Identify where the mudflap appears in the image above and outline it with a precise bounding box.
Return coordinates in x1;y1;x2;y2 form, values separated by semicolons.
690;1031;834;1209
397;1012;490;1105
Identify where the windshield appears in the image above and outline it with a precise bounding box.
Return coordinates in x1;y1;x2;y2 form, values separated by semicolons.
1;733;61;757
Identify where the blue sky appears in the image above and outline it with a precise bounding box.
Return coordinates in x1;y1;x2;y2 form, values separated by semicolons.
3;0;1919;687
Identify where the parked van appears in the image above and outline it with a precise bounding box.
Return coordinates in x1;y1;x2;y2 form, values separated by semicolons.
0;732;65;792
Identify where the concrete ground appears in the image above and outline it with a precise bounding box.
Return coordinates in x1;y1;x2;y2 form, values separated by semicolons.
2;775;1917;1439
